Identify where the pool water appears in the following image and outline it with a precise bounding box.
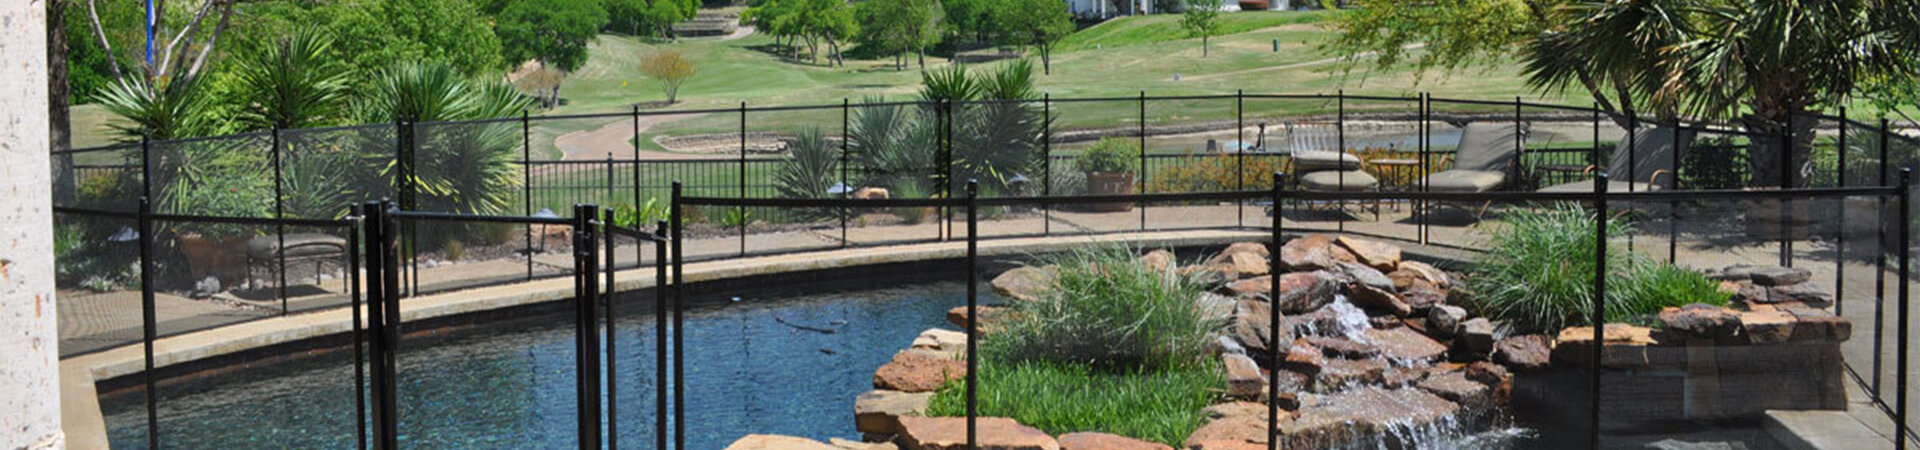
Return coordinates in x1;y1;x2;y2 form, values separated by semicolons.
102;282;971;449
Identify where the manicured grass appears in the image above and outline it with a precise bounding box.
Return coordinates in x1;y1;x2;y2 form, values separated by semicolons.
925;357;1221;447
1054;10;1332;52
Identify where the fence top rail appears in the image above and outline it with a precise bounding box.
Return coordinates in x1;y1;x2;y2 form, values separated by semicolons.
521;158;784;165
681;183;1904;209
603;223;670;243
148;212;352;228
52;142;139;155
58;92;1916;157
388;210;574;225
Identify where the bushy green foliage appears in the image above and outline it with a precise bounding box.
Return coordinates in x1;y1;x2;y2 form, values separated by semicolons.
497;0;609;72
986;245;1222;371
231;26;353;130
774;128;844;220
1465;204;1730;334
927;244;1222;445
1074;137;1137;174
926;357;1219;447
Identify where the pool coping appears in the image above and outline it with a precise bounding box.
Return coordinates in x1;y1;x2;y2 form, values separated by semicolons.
60;228;1316;448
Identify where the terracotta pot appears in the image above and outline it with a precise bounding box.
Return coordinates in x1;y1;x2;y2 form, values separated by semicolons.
1084;171;1135;212
179;233;251;285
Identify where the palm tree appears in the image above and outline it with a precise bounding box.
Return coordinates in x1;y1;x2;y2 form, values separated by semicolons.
1523;0;1914;187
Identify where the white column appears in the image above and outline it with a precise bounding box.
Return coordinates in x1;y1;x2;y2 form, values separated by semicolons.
0;0;62;449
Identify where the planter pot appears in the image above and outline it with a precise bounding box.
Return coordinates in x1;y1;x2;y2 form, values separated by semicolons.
1084;171;1135;212
179;233;250;285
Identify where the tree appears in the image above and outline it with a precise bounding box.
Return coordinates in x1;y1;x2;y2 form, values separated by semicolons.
608;0;690;39
641;50;698;103
496;0;608;72
990;0;1075;74
1180;0;1222;57
231;26;352;130
942;0;994;44
749;0;861;66
514;67;566;108
322;0;505;77
858;0;941;70
1325;0;1919;187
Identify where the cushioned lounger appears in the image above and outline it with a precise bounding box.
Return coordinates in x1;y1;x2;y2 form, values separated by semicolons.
1537;126;1693;193
1422;122;1525;193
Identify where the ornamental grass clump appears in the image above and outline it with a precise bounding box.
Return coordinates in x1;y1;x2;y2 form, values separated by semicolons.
927;244;1222;445
1465;204;1728;334
985;244;1222;372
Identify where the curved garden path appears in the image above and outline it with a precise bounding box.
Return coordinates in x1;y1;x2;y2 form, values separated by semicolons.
552;113;729;161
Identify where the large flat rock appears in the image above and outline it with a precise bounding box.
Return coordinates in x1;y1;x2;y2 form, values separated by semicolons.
896;416;1059;450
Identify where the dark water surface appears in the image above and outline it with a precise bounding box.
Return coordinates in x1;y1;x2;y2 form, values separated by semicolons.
103;282;968;449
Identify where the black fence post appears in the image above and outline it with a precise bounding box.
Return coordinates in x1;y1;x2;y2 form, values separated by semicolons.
653;219;670;450
138;196;158;450
603;208;620;450
271;127;289;314
1267;171;1283;450
1669;120;1680;264
1836;108;1847;316
348;205;368;450
1625;115;1637;254
1337;90;1346;233
739;102;748;257
1876;119;1891;397
669;182;686;450
964;179;979;450
1590;172;1609;450
607;152;617;203
363;200;399;450
573;204;604;450
1138;91;1148;231
1236;89;1246;228
633;105;643;212
1897;167;1911;450
1043;93;1052;236
1782;120;1796;267
524;110;535;281
841;98;851;247
1418;93;1429;244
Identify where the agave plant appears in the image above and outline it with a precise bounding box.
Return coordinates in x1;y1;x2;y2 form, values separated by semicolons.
95;75;213;141
848;96;938;195
774;127;843;221
232;25;353;131
356;61;534;216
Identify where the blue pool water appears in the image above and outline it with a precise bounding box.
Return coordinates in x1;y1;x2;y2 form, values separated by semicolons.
102;282;972;449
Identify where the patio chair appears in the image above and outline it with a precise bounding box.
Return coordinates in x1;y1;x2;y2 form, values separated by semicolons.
1538;125;1694;193
1416;122;1528;218
1287;122;1379;217
246;233;348;290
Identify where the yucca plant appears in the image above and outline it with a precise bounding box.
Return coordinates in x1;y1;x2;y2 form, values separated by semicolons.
232;25;353;131
774;127;843;221
848;96;937;195
96;75;213;141
356;61;533;217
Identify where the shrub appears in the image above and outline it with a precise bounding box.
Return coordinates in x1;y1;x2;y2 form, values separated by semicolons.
1146;152;1282;193
774;128;842;221
1465;204;1730;334
1074;138;1136;174
986;244;1221;372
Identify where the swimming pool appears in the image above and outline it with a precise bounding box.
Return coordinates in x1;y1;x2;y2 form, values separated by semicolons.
102;282;971;449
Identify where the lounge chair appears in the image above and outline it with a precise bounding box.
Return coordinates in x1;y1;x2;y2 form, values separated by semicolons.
1420;122;1527;194
1288;122;1379;216
1538;125;1694;193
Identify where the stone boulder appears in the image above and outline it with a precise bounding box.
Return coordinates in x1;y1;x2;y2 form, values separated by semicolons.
1274;271;1341;313
1739;309;1796;344
831;438;900;450
1399;279;1447;315
1768;282;1836;307
1463;361;1509;387
852;187;892;200
1786;308;1852;342
1552;324;1659;368
1426;305;1467;339
1335;262;1396;292
1282;339;1327;375
1315;358;1390;391
1366;326;1448;363
1279;235;1358;272
1458;318;1495;355
1277;387;1459;449
874;352;967;393
1058;432;1170;450
1336;236;1402;271
1748;266;1812;286
726;434;841;450
946;306;1006;331
896;416;1059;450
1416;371;1493;410
1185;415;1276;450
1491;334;1552;372
1347;283;1412;318
1229;299;1288;357
1657;303;1741;339
1201;401;1271;422
1299;335;1378;359
1395;261;1451;288
1223;353;1266;399
911;329;969;357
1227;252;1271;277
990;266;1056;303
1219;241;1272;259
855;390;933;435
1196;292;1238;325
1139;249;1174;273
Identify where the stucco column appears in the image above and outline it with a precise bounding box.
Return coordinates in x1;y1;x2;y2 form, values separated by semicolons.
1;0;63;449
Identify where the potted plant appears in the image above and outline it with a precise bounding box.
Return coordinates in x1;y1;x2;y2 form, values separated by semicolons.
1076;137;1137;212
